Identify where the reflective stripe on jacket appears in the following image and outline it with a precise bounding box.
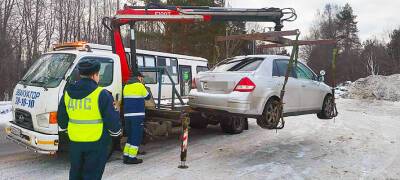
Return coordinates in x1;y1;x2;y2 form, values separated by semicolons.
64;87;103;142
123;82;149;117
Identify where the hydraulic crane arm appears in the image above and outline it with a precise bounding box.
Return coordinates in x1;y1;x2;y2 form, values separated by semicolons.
114;5;295;25
103;4;297;83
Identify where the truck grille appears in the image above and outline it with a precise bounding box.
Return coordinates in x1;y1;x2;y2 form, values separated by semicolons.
14;109;34;130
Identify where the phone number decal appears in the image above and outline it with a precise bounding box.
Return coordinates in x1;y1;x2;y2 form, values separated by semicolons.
15;89;41;108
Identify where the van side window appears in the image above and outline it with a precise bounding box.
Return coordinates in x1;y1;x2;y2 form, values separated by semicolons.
196;66;209;73
137;55;157;84
137;55;144;67
273;59;295;78
157;57;178;84
145;56;156;67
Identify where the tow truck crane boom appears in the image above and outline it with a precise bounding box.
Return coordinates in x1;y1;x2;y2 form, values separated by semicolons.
102;3;297;83
102;4;297;168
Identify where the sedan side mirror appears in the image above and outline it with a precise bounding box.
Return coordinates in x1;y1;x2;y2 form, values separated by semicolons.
318;70;326;82
320;70;326;76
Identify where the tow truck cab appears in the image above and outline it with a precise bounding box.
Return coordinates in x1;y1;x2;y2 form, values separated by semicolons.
4;42;209;154
5;43;122;154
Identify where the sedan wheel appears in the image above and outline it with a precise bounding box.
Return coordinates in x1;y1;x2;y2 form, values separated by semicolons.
257;99;282;129
220;116;246;134
317;95;335;119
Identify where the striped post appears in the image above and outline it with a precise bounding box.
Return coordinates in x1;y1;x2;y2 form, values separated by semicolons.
178;112;189;169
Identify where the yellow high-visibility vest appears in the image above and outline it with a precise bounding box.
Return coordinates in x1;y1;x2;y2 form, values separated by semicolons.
64;87;103;142
123;82;148;98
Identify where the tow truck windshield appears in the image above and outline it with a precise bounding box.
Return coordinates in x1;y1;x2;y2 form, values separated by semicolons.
20;53;76;88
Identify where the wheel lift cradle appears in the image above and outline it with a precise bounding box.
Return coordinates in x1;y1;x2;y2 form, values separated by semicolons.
102;3;298;169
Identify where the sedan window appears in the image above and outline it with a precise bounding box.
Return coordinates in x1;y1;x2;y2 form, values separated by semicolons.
295;63;315;80
273;59;295;77
232;59;263;71
212;57;264;72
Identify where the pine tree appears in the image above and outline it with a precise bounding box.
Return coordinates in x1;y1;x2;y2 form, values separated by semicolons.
387;28;400;73
163;0;227;64
336;3;360;53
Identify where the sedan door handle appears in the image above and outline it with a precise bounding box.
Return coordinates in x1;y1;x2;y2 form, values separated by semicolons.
301;84;306;88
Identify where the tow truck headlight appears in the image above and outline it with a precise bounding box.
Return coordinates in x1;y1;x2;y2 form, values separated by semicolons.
37;113;49;128
37;112;57;128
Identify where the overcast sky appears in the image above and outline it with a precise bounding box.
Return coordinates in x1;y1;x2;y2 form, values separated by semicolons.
226;0;400;42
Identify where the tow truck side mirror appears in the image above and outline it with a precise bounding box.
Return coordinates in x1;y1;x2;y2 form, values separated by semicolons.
65;68;80;86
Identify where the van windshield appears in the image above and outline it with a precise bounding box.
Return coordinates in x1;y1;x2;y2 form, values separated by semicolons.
20;53;76;88
212;57;264;72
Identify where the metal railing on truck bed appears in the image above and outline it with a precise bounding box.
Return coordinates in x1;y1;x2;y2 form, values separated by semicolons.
138;67;185;110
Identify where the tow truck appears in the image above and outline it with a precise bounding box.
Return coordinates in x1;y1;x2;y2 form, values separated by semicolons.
4;3;302;167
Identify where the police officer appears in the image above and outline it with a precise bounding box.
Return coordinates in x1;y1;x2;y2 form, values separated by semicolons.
122;71;150;164
57;59;122;180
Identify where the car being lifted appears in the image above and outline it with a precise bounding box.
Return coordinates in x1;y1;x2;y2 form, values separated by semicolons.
189;55;335;134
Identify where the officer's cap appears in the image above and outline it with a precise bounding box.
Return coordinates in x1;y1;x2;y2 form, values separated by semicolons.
78;59;100;75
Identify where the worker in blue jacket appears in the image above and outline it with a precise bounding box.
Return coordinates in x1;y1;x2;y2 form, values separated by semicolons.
123;71;151;164
57;59;122;180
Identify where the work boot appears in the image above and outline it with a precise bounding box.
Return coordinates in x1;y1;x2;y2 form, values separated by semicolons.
123;157;143;164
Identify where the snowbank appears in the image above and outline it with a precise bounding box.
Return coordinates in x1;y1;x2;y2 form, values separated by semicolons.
0;101;12;125
346;74;400;101
0;101;11;105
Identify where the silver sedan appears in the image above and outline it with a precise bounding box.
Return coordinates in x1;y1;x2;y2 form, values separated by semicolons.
189;55;334;134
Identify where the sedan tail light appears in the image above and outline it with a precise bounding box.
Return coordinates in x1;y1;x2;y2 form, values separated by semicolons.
234;77;256;92
191;78;197;89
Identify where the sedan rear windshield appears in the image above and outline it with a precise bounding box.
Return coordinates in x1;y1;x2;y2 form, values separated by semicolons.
212;57;264;72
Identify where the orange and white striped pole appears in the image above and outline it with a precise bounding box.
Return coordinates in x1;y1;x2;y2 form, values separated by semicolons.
178;111;189;169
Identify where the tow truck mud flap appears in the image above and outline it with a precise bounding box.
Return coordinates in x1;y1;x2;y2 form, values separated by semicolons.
4;123;58;154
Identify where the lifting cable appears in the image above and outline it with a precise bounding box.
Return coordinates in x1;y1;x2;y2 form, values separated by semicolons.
276;31;300;129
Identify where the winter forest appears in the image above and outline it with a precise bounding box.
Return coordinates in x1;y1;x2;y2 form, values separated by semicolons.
0;0;399;100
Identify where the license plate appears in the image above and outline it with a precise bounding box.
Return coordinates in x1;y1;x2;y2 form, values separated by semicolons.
10;126;21;136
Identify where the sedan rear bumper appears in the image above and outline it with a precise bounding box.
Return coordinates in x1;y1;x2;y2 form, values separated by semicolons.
189;91;254;115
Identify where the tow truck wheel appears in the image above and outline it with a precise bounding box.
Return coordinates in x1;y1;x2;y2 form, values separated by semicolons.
189;112;208;129
220;116;246;134
317;94;334;119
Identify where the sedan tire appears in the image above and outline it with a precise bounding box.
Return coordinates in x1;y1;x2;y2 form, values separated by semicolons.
257;98;281;129
317;94;335;119
220;116;247;134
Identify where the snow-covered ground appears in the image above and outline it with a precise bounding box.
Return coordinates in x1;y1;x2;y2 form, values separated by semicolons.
1;98;400;179
0;101;12;126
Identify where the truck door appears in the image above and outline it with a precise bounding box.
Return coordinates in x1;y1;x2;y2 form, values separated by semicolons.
179;65;192;96
67;56;122;102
